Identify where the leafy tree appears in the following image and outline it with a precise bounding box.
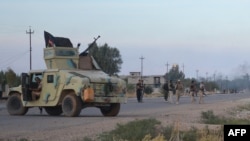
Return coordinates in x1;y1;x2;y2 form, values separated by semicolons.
126;84;135;93
205;81;219;91
89;43;123;75
165;64;185;82
5;68;20;87
144;85;153;94
0;70;6;91
0;70;5;83
228;75;250;92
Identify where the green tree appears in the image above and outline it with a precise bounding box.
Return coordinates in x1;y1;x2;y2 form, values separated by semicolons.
89;43;123;75
126;84;135;93
144;85;153;94
165;64;185;81
5;68;20;87
0;70;6;91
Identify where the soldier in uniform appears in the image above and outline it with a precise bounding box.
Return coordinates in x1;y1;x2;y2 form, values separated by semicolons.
136;79;143;103
190;80;196;103
199;81;205;104
175;79;183;104
31;77;42;100
140;79;145;102
162;80;169;101
169;80;175;103
30;77;43;114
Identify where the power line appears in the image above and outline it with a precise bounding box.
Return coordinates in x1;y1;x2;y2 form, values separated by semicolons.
26;26;34;70
0;50;29;69
0;50;29;64
182;63;184;73
166;62;169;73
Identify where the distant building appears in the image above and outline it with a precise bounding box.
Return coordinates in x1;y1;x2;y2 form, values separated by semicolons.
129;72;141;78
121;72;165;88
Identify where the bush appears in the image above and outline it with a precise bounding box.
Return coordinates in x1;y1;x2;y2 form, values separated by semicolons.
98;118;160;141
89;118;225;141
82;137;94;141
201;110;221;124
126;84;135;93
201;110;250;125
144;85;153;94
182;127;198;141
142;134;166;141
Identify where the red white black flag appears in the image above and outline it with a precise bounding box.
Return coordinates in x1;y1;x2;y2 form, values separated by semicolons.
44;31;55;47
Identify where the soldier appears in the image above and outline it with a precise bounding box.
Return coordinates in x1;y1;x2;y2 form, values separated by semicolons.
199;81;205;104
30;77;43;114
31;77;42;101
169;80;175;103
140;79;145;102
175;80;183;104
190;80;196;103
136;79;143;103
162;80;169;101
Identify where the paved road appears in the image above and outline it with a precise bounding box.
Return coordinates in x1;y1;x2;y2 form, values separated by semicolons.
0;93;249;140
1;93;250;117
0;93;249;117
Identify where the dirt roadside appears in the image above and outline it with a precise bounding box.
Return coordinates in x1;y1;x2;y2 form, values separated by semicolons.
1;98;250;141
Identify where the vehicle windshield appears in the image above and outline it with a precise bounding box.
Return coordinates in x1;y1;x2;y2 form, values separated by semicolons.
55;49;77;56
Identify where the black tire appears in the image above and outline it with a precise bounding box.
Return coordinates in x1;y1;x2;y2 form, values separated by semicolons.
100;103;120;117
45;106;62;116
7;94;28;115
62;94;82;117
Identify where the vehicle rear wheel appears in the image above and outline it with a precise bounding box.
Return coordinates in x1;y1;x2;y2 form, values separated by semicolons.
7;94;28;115
45;106;62;116
62;94;82;117
100;103;120;117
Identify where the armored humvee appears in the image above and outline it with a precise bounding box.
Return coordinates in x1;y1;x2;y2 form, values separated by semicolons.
6;31;127;117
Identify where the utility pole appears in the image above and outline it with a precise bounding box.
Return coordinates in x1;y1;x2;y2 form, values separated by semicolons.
26;26;34;70
139;56;144;80
181;63;185;79
166;62;169;73
182;63;184;73
226;76;228;93
165;62;170;81
206;72;208;81
196;69;199;80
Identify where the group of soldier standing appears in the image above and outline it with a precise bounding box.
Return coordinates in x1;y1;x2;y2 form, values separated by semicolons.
163;79;206;104
136;78;206;104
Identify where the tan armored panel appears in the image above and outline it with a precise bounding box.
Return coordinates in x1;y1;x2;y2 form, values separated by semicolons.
44;47;79;69
79;55;93;70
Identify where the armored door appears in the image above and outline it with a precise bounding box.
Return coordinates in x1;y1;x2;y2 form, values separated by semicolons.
41;72;59;102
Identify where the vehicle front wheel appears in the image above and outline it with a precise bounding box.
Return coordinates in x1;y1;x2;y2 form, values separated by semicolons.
45;106;62;116
7;94;28;115
100;103;120;117
62;94;82;117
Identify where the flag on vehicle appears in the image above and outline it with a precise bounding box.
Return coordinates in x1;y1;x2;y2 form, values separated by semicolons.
44;31;55;47
44;31;73;47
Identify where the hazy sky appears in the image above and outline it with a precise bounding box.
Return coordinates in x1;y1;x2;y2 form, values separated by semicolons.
1;0;250;79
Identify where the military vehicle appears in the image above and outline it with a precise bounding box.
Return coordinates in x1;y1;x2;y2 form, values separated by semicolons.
6;31;127;117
